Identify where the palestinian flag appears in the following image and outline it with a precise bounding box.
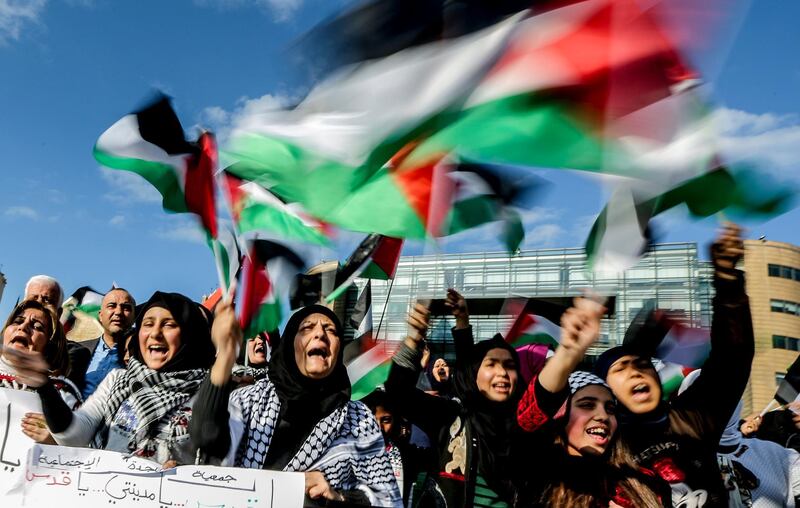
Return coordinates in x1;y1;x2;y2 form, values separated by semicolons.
239;239;307;339
774;356;800;405
585;165;794;272
61;286;105;338
344;281;375;364
654;321;710;369
61;286;104;322
505;311;561;348
94;94;218;238
653;359;689;400
299;0;532;76
229;0;713;239
348;343;399;401
326;234;403;302
208;222;243;293
221;169;332;245
444;161;545;252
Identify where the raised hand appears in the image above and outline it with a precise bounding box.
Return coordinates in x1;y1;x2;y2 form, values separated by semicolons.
445;288;469;329
539;297;606;394
711;222;744;280
406;303;430;348
211;300;243;357
1;346;49;388
209;300;243;386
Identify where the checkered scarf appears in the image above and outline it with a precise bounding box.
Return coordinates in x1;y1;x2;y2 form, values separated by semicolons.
568;371;609;395
92;358;206;452
232;378;400;505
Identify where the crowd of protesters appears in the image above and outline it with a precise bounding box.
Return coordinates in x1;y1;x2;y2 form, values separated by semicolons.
2;223;800;507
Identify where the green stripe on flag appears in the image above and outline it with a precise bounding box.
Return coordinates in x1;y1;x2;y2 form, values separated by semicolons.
94;147;189;213
350;361;392;400
75;304;102;317
511;332;559;348
242;300;281;340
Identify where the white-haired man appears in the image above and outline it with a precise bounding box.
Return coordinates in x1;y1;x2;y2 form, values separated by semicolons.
25;275;64;314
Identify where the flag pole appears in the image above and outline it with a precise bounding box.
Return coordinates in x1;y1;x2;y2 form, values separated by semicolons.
375;275;396;347
760;399;781;417
211;238;229;302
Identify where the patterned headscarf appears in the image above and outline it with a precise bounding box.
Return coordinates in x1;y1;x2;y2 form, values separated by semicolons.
259;304;350;469
568;371;610;395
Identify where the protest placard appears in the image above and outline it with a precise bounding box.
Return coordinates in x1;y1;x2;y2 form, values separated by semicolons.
4;444;305;507
0;388;41;484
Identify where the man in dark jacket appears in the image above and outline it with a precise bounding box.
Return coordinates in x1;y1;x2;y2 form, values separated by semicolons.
595;223;754;508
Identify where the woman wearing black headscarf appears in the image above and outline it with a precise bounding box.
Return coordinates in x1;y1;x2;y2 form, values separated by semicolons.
190;304;402;507
14;291;217;465
384;303;526;507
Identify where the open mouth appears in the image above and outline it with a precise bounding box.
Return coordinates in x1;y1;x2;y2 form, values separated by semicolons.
492;381;511;394
307;347;330;359
586;425;610;444
9;336;30;349
631;383;651;402
437;368;447;377
254;344;265;355
147;344;169;359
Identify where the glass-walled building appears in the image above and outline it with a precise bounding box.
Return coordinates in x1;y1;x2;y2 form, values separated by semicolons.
353;243;713;359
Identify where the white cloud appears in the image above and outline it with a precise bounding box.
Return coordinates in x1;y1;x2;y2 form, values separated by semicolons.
714;107;800;180
525;223;564;248
155;220;206;244
714;108;797;136
4;205;39;219
199;93;292;144
100;167;162;205
44;188;66;204
520;207;560;227
200;106;230;126
193;0;303;22
108;215;125;227
0;0;46;45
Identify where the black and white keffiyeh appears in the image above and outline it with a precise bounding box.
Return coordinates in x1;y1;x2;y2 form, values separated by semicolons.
231;364;267;381
93;358;206;451
231;377;401;506
568;371;609;395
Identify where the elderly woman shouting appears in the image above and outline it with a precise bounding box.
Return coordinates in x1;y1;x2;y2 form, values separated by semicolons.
190;304;402;507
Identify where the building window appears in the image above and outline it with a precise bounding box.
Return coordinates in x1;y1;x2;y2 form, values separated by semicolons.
773;335;800;351
768;263;800;282
771;299;800;317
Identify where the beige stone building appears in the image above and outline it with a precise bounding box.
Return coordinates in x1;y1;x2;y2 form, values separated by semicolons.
742;239;800;415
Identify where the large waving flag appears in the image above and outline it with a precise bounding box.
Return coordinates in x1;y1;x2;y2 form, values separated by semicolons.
585;166;794;272
94;95;218;238
223;0;754;263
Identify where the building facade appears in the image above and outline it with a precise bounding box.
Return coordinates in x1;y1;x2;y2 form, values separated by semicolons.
358;243;714;359
741;239;800;416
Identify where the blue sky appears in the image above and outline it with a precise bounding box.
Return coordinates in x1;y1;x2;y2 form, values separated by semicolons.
0;0;798;319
